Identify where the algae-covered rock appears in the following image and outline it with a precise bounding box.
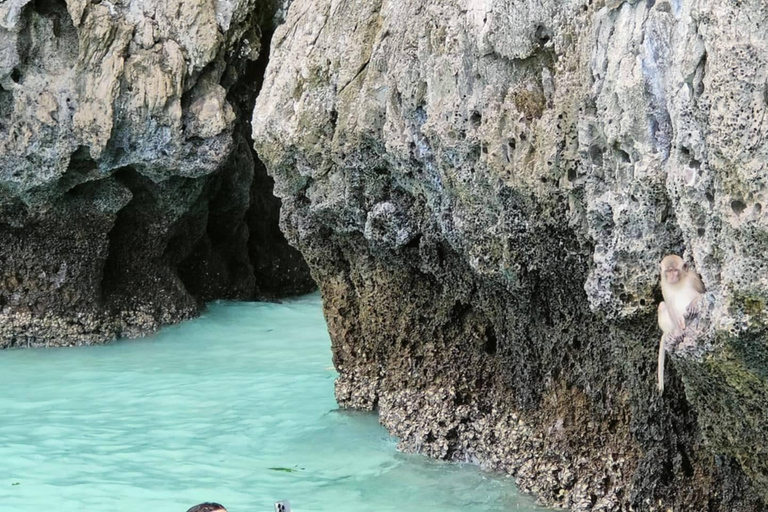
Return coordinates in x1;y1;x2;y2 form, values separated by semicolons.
254;0;768;509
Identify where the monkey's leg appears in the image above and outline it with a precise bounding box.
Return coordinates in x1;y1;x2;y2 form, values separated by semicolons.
674;310;686;331
664;297;686;331
658;302;674;333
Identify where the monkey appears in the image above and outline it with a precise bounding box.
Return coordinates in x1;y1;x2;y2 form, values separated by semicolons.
660;255;706;330
656;254;705;394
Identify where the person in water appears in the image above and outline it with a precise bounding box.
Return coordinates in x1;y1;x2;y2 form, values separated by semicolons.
186;503;227;512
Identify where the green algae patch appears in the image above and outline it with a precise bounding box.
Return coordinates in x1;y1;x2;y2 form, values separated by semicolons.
268;467;304;473
678;327;768;504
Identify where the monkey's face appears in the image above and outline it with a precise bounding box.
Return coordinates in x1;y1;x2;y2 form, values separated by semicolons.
664;265;682;284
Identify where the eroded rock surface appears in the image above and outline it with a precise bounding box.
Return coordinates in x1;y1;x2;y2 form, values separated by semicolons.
254;0;768;509
0;0;313;347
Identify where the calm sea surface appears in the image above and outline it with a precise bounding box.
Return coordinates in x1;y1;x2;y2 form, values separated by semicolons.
0;294;548;512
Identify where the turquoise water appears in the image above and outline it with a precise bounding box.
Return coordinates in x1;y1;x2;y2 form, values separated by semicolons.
0;294;548;512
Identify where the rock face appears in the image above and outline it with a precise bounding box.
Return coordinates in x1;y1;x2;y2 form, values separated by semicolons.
254;0;768;510
0;0;314;347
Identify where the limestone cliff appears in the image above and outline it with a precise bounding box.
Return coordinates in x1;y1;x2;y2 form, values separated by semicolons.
254;0;768;510
0;0;313;347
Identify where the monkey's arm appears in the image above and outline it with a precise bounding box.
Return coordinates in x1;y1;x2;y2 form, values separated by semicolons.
685;275;706;316
684;294;704;322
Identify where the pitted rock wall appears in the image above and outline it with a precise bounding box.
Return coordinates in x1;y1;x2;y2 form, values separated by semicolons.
254;0;768;509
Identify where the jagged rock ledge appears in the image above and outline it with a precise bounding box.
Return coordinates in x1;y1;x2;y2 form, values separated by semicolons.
253;0;768;510
0;0;313;348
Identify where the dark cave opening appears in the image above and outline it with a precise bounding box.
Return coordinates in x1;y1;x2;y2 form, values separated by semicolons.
176;22;314;301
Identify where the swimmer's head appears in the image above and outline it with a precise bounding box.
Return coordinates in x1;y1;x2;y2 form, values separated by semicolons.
186;503;226;512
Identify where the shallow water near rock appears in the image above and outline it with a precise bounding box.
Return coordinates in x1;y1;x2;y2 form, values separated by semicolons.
0;294;549;512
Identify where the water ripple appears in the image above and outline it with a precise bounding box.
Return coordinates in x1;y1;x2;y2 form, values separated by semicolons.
0;294;548;512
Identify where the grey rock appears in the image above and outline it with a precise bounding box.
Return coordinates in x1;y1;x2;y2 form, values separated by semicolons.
0;0;314;347
254;0;768;509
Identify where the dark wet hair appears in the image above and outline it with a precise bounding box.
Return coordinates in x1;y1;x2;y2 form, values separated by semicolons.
186;503;226;512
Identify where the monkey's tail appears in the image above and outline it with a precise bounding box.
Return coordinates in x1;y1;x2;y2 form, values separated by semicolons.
657;334;666;395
